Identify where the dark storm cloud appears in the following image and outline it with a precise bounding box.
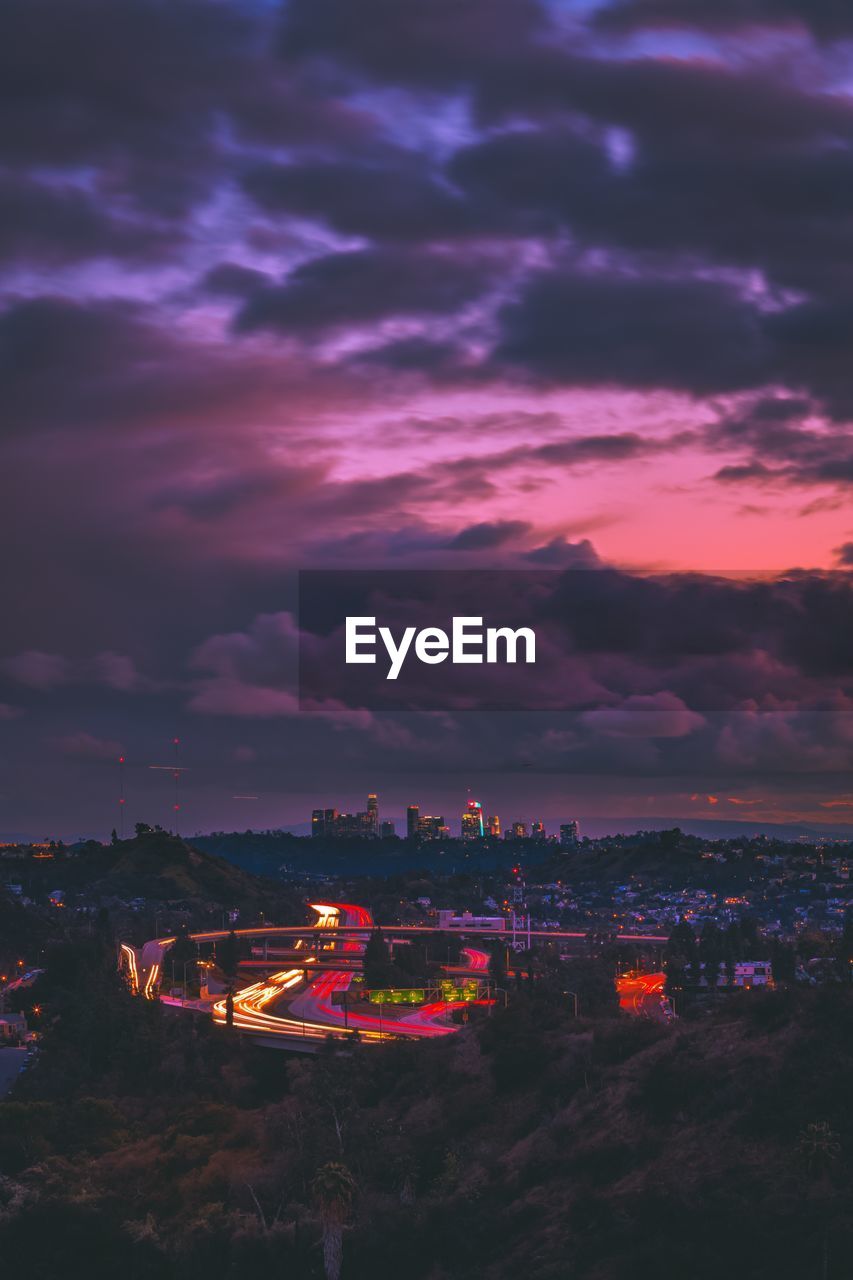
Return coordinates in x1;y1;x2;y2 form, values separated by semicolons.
2;0;248;217
523;537;601;567
0;293;365;438
595;0;853;39
234;245;501;335
202;262;273;299
297;566;853;716
495;270;770;393
149;464;328;522
0;296;165;432
9;0;853;833
348;336;478;380
0;296;251;433
708;395;853;488
0;174;177;265
242;154;486;241
279;0;553;90
451;121;853;300
0;0;372;235
446;520;532;550
472;42;853;140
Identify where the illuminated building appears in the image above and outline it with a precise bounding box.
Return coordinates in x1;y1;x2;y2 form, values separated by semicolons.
508;822;527;840
560;820;580;848
406;805;420;838
417;815;449;840
487;814;501;837
531;820;546;841
380;820;396;838
312;804;378;838
437;910;505;931
312;808;338;838
461;799;485;840
367;793;379;835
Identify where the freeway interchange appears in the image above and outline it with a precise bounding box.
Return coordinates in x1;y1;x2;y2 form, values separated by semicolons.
120;903;669;1049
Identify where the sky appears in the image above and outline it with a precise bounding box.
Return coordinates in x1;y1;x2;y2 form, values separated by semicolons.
6;0;853;838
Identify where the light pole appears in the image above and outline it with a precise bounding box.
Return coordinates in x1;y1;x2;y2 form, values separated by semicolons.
564;989;579;1017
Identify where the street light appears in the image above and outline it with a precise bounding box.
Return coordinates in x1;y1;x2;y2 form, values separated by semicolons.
563;989;580;1017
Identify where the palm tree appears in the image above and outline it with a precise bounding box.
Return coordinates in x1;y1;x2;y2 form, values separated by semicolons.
312;1162;356;1280
797;1122;841;1280
797;1120;841;1180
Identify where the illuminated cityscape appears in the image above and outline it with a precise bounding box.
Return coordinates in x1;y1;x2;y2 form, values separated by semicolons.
3;0;853;1274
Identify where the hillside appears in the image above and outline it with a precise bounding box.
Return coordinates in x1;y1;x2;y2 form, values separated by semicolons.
90;831;261;904
13;832;270;909
0;942;850;1279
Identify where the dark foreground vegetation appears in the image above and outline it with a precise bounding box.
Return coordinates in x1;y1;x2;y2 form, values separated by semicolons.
1;935;851;1280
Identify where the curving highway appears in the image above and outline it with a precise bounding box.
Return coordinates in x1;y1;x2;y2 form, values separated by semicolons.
122;909;669;1047
616;970;670;1020
124;902;470;1047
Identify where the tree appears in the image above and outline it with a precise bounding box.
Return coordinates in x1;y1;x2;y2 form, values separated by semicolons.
836;913;853;982
665;922;696;995
771;940;796;985
217;929;240;981
488;941;506;984
700;922;723;993
362;929;393;988
312;1162;356;1280
797;1121;841;1179
797;1121;841;1280
169;926;197;991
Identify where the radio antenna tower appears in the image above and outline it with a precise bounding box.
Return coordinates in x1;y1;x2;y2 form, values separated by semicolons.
118;755;126;839
173;737;181;836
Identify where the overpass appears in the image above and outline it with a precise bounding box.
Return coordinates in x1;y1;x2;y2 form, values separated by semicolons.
119;908;667;1050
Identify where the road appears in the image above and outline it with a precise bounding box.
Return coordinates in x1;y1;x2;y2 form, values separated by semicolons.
0;1047;27;1097
616;971;670;1020
286;903;459;1040
121;912;668;1047
2;968;44;994
185;903;466;1045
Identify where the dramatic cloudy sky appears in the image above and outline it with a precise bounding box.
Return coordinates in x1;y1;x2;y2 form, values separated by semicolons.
6;0;853;838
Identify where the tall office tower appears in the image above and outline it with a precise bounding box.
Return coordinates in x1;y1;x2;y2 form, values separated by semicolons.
312;808;338;837
380;820;396;838
487;814;501;837
560;820;580;849
510;821;528;840
406;805;420;839
531;820;546;841
417;814;448;840
367;793;379;834
461;798;485;840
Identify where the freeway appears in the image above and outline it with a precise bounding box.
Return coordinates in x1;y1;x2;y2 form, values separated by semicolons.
286;903;458;1040
444;946;491;977
121;910;668;1047
125;902;470;1046
616;971;670;1020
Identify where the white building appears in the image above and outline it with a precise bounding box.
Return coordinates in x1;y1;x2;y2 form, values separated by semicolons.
437;910;505;932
